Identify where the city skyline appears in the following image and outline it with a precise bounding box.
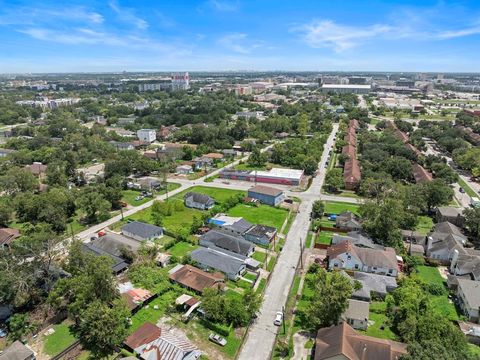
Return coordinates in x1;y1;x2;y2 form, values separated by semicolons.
1;0;480;73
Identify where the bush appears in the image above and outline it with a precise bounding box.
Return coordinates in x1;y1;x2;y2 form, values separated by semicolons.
307;263;321;274
425;283;446;296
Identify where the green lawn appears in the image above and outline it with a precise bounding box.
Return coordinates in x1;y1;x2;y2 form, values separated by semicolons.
363;302;397;341
256;278;267;294
414;266;460;320
415;266;444;286
324;201;360;215
122;183;182;206
252;251;266;264
282;211;296;235
43;321;77;356
267;256;277;272
227;204;289;229
129;291;178;333
167;241;198;258
243;272;257;282
305;232;314;248
316;231;333;245
121;190;151;206
128;198;203;235
173;186;245;204
416;216;434;235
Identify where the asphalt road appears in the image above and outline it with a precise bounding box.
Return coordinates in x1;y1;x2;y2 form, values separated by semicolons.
237;123;339;360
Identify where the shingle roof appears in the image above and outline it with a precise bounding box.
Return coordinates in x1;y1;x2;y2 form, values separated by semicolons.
200;230;253;256
248;185;284;197
82;243;129;273
457;278;480;309
184;192;214;205
0;228;20;246
434;221;465;237
0;341;35;360
190;247;246;275
94;233;142;257
122;221;163;240
314;323;407;360
168;264;224;293
245;224;277;238
344;299;370;321
222;218;254;234
412;163;433;183
344;158;361;183
437;206;463;218
328;241;398;270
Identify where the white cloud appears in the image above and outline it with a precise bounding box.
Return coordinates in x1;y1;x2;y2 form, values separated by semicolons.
206;0;239;12
218;33;250;53
0;6;104;26
109;0;148;30
295;20;392;51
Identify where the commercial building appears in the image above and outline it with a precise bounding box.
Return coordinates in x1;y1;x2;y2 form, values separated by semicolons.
172;72;190;91
247;185;285;206
320;84;371;94
220;168;304;186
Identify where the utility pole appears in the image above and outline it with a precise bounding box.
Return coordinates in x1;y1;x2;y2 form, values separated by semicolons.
282;305;286;334
120;205;124;221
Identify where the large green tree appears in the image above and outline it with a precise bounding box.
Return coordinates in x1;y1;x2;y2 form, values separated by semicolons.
302;268;353;331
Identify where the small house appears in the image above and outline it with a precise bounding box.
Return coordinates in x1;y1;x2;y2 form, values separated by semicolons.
244;224;277;246
200;230;255;257
0;341;36;360
176;164;193;175
121;221;163;242
456;278;480;322
436;207;465;227
168;264;225;294
342;299;370;330
335;212;362;231
184;192;215;210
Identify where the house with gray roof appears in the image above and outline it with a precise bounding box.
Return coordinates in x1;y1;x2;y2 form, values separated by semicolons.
94;233;142;258
208;214;253;237
82;243;129;274
450;248;480;282
436;207;465;227
331;232;378;249
335;212;362;231
190;247;247;280
244;224;277;246
199;230;254;257
342;299;370;330
184;192;215;210
349;272;398;301
0;341;36;360
456;278;480;322
122;221;163;241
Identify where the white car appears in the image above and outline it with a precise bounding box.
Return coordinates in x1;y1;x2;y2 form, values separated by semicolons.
273;311;283;326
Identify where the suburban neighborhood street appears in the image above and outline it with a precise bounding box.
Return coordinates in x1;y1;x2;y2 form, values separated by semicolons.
237;124;339;360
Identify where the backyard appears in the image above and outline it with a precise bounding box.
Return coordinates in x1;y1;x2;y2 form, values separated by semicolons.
43;320;77;357
227;204;289;230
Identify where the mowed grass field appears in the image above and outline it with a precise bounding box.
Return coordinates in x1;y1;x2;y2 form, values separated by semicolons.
227;204;289;229
173;186;245;204
324;201;360;215
43;321;77;356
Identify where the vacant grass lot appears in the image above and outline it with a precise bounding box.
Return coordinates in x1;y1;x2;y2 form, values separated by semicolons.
173;186;245;204
414;265;460;320
43;321;77;356
416;215;434;235
129;291;178;333
122;183;182;206
227;204;288;230
324;201;360;215
167;241;199;258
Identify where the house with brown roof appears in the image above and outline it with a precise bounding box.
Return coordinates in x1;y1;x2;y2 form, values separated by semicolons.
344;132;357;146
203;152;224;160
343;158;361;190
168;264;225;294
342;144;356;159
412;163;433;183
25;162;47;179
314;323;407;360
349;119;360;130
394;129;409;143
327;241;399;277
0;228;20;249
124;322;201;360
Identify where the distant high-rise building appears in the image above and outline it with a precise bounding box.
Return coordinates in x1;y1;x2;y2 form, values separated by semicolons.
171;72;190;91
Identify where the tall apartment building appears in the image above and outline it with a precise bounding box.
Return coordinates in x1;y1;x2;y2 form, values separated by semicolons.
171;72;190;91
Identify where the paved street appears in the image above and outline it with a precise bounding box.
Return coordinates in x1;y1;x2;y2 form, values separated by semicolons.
237;123;339;360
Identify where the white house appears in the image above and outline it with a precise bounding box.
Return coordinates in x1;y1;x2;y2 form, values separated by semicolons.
456;278;480;322
342;299;370;330
327;241;399;277
137;129;157;142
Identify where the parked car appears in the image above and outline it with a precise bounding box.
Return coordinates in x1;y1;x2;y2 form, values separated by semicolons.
135;195;144;201
459;187;465;193
209;333;227;346
0;328;7;338
274;311;284;326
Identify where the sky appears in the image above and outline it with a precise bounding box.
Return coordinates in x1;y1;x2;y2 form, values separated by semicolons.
0;0;480;73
